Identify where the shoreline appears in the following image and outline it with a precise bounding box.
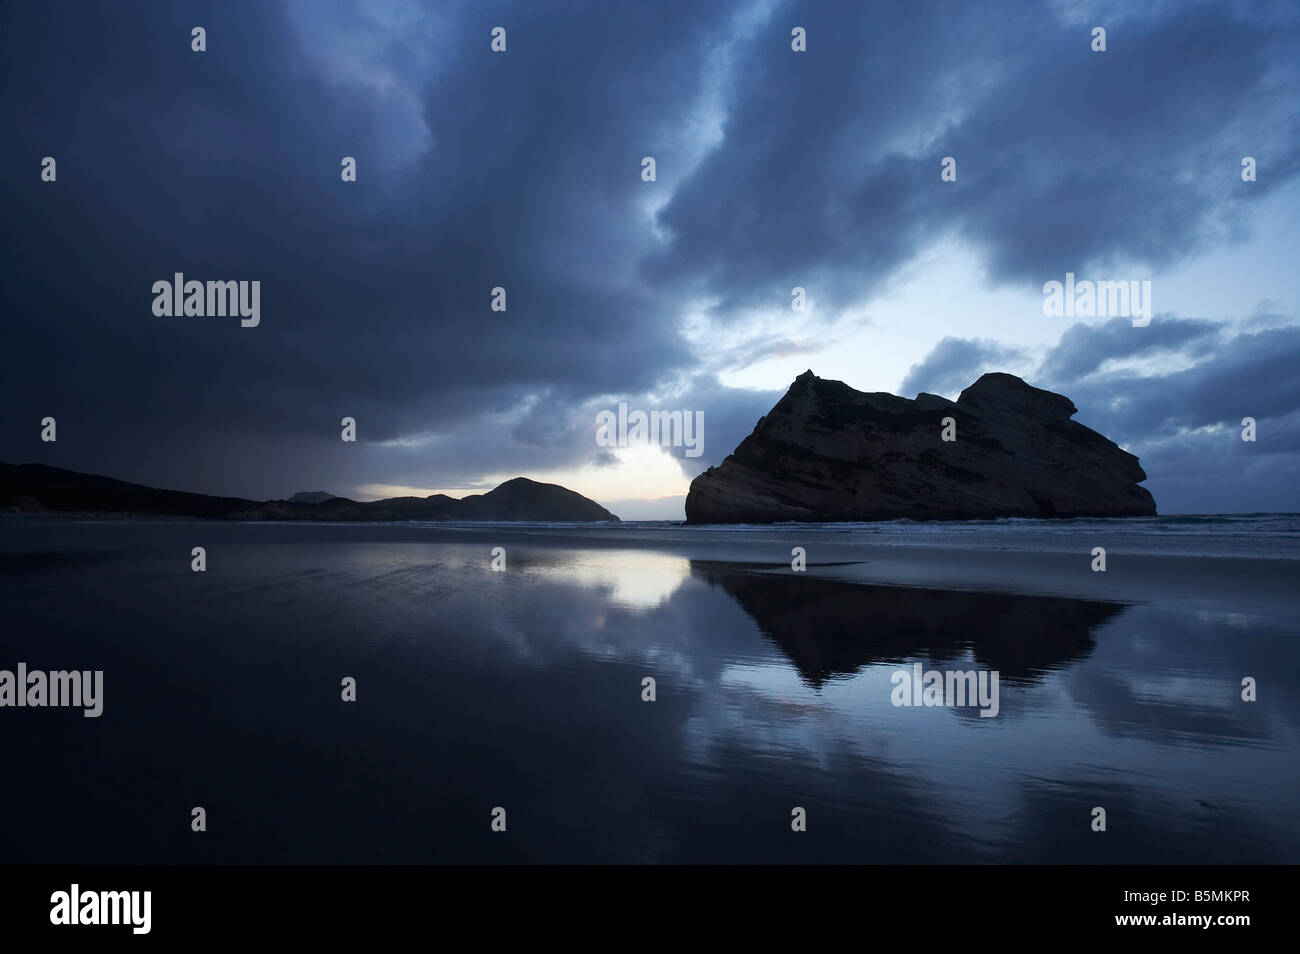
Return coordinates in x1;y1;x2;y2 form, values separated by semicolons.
3;515;1295;619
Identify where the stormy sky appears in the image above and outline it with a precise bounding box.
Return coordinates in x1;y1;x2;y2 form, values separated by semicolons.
2;0;1298;518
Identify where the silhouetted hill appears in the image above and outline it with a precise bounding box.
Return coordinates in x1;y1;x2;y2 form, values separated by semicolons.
288;491;337;504
0;464;619;522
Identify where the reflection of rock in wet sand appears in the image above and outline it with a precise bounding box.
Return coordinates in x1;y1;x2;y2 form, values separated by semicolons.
691;561;1125;688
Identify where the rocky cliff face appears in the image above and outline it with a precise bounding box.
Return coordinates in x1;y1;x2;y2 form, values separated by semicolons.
684;371;1156;523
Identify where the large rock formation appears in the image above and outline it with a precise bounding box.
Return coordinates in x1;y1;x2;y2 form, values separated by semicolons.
685;371;1156;523
0;465;619;522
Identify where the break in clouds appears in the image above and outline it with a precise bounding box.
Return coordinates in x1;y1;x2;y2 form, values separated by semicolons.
1;0;1297;513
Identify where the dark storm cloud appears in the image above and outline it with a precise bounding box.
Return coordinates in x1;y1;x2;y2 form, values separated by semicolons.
1037;315;1221;383
650;0;1300;313
899;337;1029;398
0;0;729;495
1;0;1296;507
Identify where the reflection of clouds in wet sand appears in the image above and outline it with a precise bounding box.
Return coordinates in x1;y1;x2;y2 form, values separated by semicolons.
461;549;704;680
680;566;1299;859
1062;604;1300;749
434;549;1300;861
517;549;692;610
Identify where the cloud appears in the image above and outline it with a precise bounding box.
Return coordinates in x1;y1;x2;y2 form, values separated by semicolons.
648;0;1300;316
899;337;1031;397
1038;316;1221;383
0;0;732;495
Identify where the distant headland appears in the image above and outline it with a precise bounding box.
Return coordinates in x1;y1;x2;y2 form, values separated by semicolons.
0;464;620;523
